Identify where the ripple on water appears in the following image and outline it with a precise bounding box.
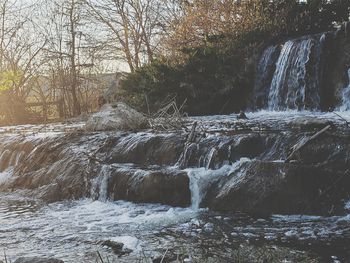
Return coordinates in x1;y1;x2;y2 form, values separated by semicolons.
0;195;198;262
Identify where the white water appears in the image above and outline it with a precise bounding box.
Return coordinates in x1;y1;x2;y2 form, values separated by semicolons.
204;147;218;169
187;158;251;210
252;45;279;108
91;165;111;201
338;68;350;111
0;195;198;262
268;38;321;111
109;236;142;252
0;168;13;185
268;41;296;110
0;112;349;261
345;200;350;211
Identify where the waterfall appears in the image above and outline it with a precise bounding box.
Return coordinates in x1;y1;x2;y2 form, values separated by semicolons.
0;149;11;172
204;147;218;170
252;45;280;109
267;37;323;111
91;165;111;201
251;34;328;111
338;69;350;111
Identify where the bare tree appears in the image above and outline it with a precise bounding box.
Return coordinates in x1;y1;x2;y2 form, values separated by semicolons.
40;0;88;117
0;0;47;124
84;0;164;72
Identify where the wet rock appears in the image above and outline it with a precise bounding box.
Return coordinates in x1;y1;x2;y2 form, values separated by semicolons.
237;111;248;120
2;113;350;215
105;133;185;166
152;254;179;263
107;167;191;207
231;134;265;160
287;118;334;131
101;240;132;256
11;149;88;203
0;134;94;202
14;257;64;263
85;103;148;131
294;135;350;168
208;161;350;215
203;223;214;233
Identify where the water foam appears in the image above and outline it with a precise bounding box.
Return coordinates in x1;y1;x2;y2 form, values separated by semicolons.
338;68;350;111
186;158;251;209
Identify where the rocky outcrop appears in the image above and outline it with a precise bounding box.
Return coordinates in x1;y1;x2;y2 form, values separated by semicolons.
7;134;90;203
1;115;350;215
100;166;190;206
206;161;350;216
0;132;190;206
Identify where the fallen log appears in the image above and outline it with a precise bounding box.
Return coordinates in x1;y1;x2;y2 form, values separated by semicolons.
285;125;332;163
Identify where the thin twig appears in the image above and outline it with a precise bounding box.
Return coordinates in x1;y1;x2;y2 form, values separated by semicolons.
332;111;350;127
97;251;105;263
160;248;169;263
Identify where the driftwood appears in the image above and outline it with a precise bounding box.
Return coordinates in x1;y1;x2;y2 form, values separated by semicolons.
285;125;332;163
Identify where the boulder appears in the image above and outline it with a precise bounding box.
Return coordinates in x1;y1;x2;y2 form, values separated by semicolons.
85;103;148;131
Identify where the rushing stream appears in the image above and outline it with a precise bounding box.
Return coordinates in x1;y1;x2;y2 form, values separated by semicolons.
0;111;350;262
0;190;350;262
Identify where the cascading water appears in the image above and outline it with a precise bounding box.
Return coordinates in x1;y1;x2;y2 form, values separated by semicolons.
338;68;350;111
90;165;111;201
1;113;350;261
3;39;350;259
204;147;218;170
187;158;251;210
251;45;280;109
252;28;350;112
267;37;323;111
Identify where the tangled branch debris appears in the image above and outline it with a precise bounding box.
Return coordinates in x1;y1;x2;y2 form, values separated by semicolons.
148;97;188;131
